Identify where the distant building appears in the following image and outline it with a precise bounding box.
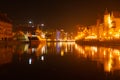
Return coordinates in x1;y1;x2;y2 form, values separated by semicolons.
97;9;120;39
56;29;60;41
104;9;110;29
76;9;120;40
0;13;12;40
111;11;120;30
14;24;37;34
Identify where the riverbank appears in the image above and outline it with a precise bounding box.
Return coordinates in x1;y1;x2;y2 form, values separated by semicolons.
76;39;120;47
0;40;29;45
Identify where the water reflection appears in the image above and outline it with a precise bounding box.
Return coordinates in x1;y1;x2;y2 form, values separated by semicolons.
46;42;75;56
0;44;13;65
1;42;120;73
75;44;120;72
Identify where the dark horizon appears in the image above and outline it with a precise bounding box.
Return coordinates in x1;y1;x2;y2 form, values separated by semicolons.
0;0;120;31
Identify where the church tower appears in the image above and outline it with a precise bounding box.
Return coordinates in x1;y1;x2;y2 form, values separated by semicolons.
104;8;111;32
104;8;110;27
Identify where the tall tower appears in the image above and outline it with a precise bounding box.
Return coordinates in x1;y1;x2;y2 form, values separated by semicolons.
104;8;110;27
104;8;111;33
96;14;101;39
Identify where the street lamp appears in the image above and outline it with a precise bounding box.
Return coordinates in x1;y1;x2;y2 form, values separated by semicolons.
41;24;44;27
28;21;32;27
28;21;35;27
40;23;45;31
29;21;32;24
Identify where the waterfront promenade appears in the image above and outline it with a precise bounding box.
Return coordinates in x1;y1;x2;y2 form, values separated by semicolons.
76;39;120;46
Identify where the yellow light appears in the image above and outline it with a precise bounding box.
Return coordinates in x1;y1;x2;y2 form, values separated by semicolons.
61;50;64;56
119;57;120;61
109;31;112;34
103;32;106;36
85;35;97;40
92;51;94;56
103;50;106;56
24;44;29;52
104;59;112;72
108;16;112;28
91;46;97;52
110;53;113;58
47;39;51;41
113;34;120;38
47;42;50;47
75;32;85;40
41;33;45;38
113;49;120;55
41;46;45;54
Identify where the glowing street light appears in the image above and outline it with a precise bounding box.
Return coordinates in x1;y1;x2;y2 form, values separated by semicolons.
28;21;35;27
29;21;32;24
29;58;32;64
41;56;44;61
41;24;44;27
40;23;45;31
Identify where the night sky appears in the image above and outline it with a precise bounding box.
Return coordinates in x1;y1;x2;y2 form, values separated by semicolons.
0;0;120;31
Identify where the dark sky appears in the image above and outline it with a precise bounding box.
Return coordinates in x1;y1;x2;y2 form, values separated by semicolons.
0;0;120;31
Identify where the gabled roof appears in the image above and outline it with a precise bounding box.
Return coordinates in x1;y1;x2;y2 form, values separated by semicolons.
104;8;109;15
0;13;12;23
111;11;120;18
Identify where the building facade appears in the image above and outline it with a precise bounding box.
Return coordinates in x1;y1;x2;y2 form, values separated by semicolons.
75;9;120;40
103;10;120;39
0;13;12;40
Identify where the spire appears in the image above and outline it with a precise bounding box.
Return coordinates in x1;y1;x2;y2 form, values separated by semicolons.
104;8;109;15
111;11;114;18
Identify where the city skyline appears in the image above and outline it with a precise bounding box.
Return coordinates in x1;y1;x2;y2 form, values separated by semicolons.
0;0;120;31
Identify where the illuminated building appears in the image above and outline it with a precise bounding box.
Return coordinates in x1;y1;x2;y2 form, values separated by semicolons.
104;9;110;29
0;13;12;40
14;24;36;34
75;9;120;41
56;29;60;41
111;11;120;31
102;9;120;39
60;29;65;40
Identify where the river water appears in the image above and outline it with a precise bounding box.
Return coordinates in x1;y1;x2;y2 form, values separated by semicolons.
0;42;120;79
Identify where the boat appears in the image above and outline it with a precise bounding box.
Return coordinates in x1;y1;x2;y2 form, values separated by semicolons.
28;35;40;44
28;35;46;45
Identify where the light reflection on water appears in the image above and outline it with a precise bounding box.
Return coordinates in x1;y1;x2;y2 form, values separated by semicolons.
75;44;120;72
0;42;120;74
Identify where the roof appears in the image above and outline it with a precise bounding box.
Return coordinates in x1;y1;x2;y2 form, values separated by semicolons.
0;13;12;23
112;11;120;18
104;8;109;15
